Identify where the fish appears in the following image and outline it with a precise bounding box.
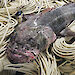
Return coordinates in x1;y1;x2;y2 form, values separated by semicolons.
6;3;75;63
6;25;56;63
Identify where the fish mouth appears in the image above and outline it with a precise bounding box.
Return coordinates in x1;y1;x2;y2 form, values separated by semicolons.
6;43;40;63
6;33;47;63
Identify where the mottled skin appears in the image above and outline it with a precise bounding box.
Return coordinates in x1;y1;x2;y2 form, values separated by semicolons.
7;25;56;63
6;3;75;63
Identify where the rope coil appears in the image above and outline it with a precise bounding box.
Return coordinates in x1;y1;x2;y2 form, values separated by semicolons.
52;37;75;59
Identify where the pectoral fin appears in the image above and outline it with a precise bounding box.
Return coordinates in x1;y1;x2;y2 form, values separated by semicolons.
60;27;75;36
60;20;75;36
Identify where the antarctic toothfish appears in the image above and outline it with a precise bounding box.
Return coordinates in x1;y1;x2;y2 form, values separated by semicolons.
6;3;75;63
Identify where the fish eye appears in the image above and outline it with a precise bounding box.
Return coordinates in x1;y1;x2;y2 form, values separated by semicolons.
15;11;22;16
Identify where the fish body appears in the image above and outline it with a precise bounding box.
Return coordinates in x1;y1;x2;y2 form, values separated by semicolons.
37;4;75;35
20;3;75;35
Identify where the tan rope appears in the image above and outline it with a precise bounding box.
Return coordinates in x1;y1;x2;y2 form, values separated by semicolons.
4;52;60;75
52;37;75;59
0;0;70;16
0;0;74;75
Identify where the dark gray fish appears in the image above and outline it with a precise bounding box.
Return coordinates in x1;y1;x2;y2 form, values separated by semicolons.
6;3;75;63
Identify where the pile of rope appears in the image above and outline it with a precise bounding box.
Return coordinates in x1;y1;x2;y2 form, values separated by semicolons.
0;0;66;15
4;52;60;75
52;37;75;59
0;0;75;75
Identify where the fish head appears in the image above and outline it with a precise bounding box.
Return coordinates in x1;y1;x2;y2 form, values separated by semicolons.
6;25;56;63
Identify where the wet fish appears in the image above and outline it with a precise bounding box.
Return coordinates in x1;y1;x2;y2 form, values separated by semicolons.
6;3;75;63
